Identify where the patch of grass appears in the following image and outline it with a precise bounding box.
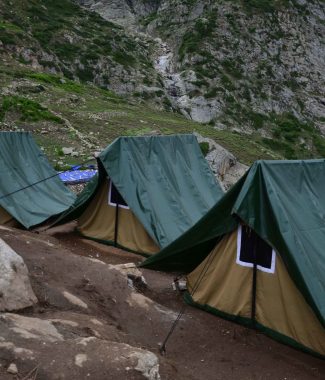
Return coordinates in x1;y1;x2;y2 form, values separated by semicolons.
199;141;210;156
313;135;325;157
192;79;209;88
27;72;84;93
194;65;215;79
54;43;81;61
242;110;268;129
0;96;63;123
179;16;216;60
204;87;219;99
141;12;158;27
220;74;236;91
125;127;153;136
264;112;325;158
239;0;291;13
112;51;136;68
155;90;165;97
221;59;243;79
0;20;22;32
271;113;312;142
0;29;18;45
261;138;296;159
76;67;94;82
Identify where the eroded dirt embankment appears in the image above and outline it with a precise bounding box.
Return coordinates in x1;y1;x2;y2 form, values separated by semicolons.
0;225;324;380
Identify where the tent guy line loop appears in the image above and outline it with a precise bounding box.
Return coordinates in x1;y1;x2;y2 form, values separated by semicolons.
0;158;96;202
159;242;219;355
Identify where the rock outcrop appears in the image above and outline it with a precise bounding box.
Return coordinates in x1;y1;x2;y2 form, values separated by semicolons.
0;313;161;379
195;133;248;190
77;0;325;153
0;238;37;311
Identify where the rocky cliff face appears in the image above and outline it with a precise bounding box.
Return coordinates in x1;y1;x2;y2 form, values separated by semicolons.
0;0;162;96
77;0;325;158
77;0;159;29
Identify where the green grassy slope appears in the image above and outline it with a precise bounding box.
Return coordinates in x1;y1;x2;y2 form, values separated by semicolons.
0;61;284;167
0;0;160;92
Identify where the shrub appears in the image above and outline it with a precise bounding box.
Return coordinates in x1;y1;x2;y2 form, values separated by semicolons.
199;141;210;157
0;96;63;123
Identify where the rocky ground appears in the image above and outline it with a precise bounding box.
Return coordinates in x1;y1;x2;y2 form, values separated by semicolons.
0;223;324;380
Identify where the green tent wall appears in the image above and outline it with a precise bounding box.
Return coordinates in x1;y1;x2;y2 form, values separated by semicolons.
0;132;76;228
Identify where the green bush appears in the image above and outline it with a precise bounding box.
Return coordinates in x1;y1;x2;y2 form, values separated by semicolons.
221;59;243;79
27;73;83;93
0;96;63;123
204;88;219;99
0;30;17;44
76;67;94;82
199;142;210;157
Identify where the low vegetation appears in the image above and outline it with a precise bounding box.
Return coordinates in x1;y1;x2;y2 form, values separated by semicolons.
0;96;63;124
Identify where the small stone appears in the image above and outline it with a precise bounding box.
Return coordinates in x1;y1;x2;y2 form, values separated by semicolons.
7;363;18;374
62;147;74;155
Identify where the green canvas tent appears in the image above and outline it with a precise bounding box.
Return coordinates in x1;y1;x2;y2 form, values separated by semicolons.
0;132;76;228
63;134;223;254
141;159;325;357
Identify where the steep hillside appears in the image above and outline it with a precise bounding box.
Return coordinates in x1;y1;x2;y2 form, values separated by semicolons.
0;0;325;162
78;0;325;159
0;0;164;98
0;61;283;168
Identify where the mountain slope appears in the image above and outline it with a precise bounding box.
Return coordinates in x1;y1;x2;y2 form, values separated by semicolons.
0;0;325;162
0;0;164;97
78;0;325;158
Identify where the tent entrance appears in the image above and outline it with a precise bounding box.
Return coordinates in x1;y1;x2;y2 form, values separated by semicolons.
78;179;159;255
108;180;129;209
236;225;276;274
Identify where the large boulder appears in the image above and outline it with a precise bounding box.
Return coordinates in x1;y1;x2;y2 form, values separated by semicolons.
194;133;248;190
0;238;37;311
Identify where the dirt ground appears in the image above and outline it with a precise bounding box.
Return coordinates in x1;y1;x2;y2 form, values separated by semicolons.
0;224;324;380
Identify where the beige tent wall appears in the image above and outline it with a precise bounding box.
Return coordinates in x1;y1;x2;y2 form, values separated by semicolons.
188;232;252;318
256;252;325;355
187;228;325;356
0;206;19;227
78;180;159;255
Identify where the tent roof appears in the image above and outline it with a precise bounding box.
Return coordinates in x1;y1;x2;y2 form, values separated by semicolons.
0;132;76;228
98;134;223;248
141;159;325;326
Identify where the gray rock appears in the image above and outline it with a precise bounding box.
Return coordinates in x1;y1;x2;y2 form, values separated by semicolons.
194;133;248;190
0;238;37;311
7;363;18;375
62;147;74;155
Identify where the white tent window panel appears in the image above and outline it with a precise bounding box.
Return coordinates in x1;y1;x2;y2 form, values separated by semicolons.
108;180;129;209
236;225;276;274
